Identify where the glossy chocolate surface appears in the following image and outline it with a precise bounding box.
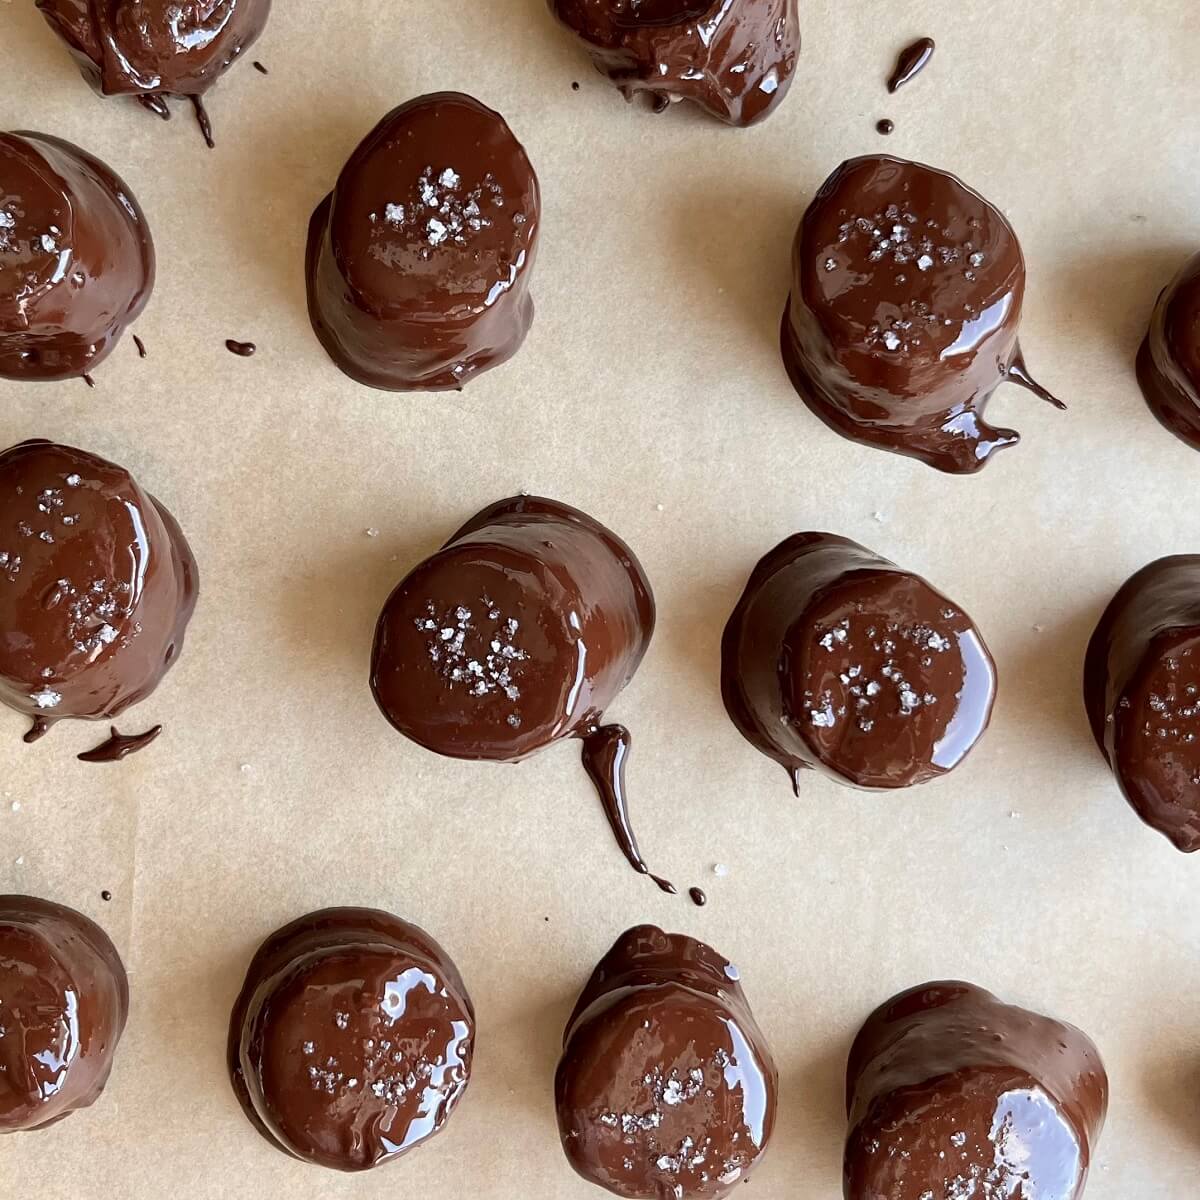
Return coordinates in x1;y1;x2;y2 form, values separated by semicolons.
228;907;474;1173
782;155;1063;473
306;93;539;392
1136;251;1200;450
0;440;197;726
887;37;935;92
556;925;777;1198
1084;555;1200;851
371;496;667;885
37;0;270;101
721;532;996;791
845;982;1107;1200
0;132;153;382
548;0;799;126
0;895;128;1133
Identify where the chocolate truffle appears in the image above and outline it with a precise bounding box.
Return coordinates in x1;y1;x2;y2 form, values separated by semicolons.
36;0;271;141
371;496;669;888
306;93;539;392
0;440;197;736
781;155;1064;473
1083;555;1200;851
0;895;129;1133
721;532;996;792
0;132;153;383
228;907;474;1172
556;925;777;1198
1136;251;1200;450
548;0;799;126
844;981;1108;1200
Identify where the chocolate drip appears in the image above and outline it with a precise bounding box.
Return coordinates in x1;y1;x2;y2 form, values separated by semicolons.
225;339;256;357
0;896;128;1132
228;908;474;1172
133;335;147;358
1136;251;1200;449
1008;349;1067;409
688;887;707;907
781;155;1060;472
138;94;172;121
0;132;154;383
189;94;215;148
253;61;268;74
875;118;895;135
581;725;675;894
23;715;53;744
548;0;801;127
887;37;935;92
845;982;1107;1199
82;374;96;388
77;724;162;763
556;926;778;1198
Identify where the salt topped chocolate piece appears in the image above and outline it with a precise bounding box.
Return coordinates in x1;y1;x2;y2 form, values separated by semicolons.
0;440;197;733
306;93;539;391
1084;555;1200;851
370;496;669;888
782;155;1063;473
555;925;777;1198
845;981;1108;1200
37;0;271;138
0;895;128;1133
721;532;996;791
0;132;153;383
228;907;474;1172
548;0;799;126
1137;252;1200;450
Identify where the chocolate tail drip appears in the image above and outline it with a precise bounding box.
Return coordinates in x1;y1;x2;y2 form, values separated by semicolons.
789;766;803;797
580;725;676;895
189;95;215;149
23;715;54;744
137;94;172;121
1008;348;1067;410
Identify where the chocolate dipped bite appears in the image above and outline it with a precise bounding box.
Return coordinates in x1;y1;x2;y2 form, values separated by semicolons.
781;155;1063;473
721;533;996;792
845;982;1107;1200
548;0;800;126
370;496;669;889
0;895;129;1133
1084;555;1200;851
228;908;474;1172
0;440;197;740
306;93;539;392
0;132;153;383
37;0;271;143
555;925;777;1198
1137;251;1200;450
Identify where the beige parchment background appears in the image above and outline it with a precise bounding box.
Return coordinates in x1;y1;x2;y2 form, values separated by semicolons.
1;1;1198;1195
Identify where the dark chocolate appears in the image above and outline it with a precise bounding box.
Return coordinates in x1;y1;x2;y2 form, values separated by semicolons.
781;155;1063;473
0;132;154;383
0;895;128;1132
306;93;539;392
1084;555;1200;851
228;907;474;1172
721;532;996;791
225;339;256;357
253;61;269;75
189;95;215;149
555;925;777;1198
132;334;147;358
887;37;935;93
37;0;271;140
23;715;53;744
77;724;162;763
371;496;665;886
845;981;1107;1200
548;0;800;126
1136;251;1200;450
0;440;198;728
875;118;894;135
688;886;707;907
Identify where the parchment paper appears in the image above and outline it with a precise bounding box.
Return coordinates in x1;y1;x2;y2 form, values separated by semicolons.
1;1;1198;1195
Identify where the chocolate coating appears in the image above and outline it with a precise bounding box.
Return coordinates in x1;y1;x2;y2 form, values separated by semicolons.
845;982;1107;1200
721;532;996;791
555;925;777;1198
1084;556;1200;851
0;895;128;1133
306;93;539;392
548;0;799;126
228;908;474;1172
782;155;1063;473
1137;251;1200;450
37;0;270;104
0;132;153;382
0;440;197;726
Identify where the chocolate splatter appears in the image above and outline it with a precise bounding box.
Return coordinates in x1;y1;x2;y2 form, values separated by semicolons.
225;339;256;357
689;887;707;907
888;37;935;92
77;724;163;764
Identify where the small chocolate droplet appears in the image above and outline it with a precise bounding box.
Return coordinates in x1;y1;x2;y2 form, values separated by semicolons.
253;61;269;74
101;890;112;902
82;373;96;389
689;887;707;907
225;339;257;357
876;118;895;135
571;81;580;91
888;37;935;93
133;334;147;358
